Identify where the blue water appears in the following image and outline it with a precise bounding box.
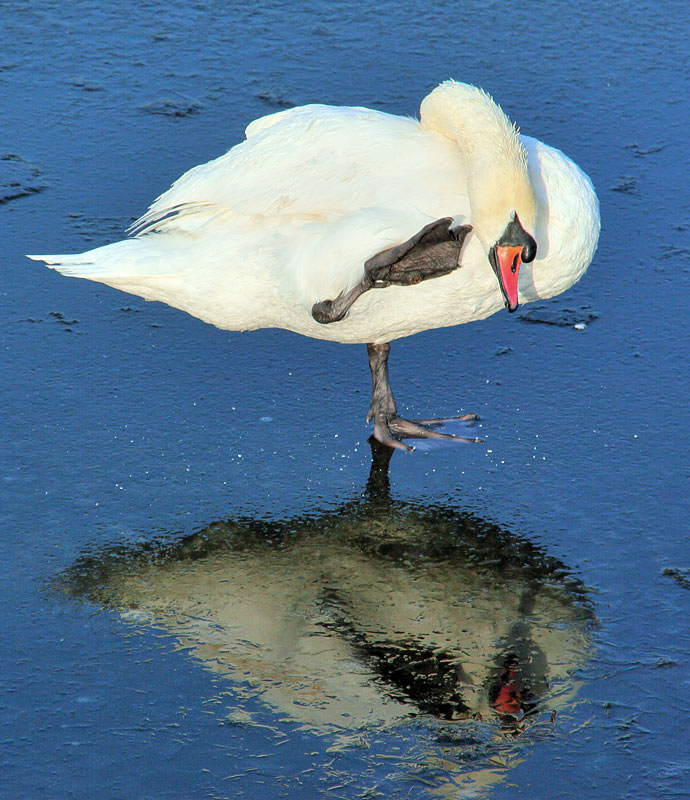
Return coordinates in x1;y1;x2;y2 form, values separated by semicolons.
2;1;689;798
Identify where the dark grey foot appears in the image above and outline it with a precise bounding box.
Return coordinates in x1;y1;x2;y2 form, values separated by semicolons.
312;282;370;324
365;217;472;287
312;218;472;324
371;413;481;452
364;342;479;452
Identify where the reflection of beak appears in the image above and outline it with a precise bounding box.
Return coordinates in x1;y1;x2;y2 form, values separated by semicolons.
491;666;522;715
489;245;523;312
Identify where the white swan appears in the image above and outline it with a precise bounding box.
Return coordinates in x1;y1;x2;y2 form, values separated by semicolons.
29;80;600;450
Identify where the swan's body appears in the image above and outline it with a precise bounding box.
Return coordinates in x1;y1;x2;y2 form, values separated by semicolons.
30;81;599;448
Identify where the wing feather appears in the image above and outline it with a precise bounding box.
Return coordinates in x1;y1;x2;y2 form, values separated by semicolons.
128;105;470;237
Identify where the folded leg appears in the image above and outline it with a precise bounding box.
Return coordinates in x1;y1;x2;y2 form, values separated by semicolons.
312;218;472;324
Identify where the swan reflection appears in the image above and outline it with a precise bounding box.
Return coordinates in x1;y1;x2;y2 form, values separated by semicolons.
59;441;594;794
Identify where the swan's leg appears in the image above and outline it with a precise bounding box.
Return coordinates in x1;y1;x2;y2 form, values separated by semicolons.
312;219;472;325
366;343;479;452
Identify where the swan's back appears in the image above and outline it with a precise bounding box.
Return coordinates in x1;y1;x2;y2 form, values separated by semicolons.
133;105;470;237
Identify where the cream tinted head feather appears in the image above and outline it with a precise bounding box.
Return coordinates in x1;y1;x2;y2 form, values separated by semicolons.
420;81;537;253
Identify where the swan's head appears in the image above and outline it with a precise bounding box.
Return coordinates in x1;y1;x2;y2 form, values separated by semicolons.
421;80;539;311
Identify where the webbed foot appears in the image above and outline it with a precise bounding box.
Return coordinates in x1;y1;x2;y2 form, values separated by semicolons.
370;413;481;452
311;218;472;324
365;218;472;287
366;342;480;452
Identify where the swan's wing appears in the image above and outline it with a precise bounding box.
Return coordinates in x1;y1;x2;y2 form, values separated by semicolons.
131;105;470;236
31;106;473;313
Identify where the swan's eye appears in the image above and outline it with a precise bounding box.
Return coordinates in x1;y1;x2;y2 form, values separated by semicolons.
521;235;537;264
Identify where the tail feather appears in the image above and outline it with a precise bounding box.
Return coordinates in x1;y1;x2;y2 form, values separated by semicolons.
28;238;180;280
28;253;101;278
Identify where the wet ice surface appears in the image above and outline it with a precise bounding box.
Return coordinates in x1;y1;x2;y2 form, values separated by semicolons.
2;1;690;799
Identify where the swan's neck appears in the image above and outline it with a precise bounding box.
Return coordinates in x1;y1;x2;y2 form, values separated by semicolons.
419;81;537;248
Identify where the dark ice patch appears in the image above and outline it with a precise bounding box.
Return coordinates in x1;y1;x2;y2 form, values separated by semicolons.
662;568;690;591
518;304;600;327
49;311;79;326
625;142;666;156
139;98;202;117
69;76;104;92
611;176;638;194
256;89;295;107
0;153;46;204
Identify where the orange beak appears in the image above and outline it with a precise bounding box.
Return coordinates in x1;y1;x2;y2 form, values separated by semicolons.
493;245;523;312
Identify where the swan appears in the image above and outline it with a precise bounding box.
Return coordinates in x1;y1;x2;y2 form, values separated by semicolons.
29;80;600;450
